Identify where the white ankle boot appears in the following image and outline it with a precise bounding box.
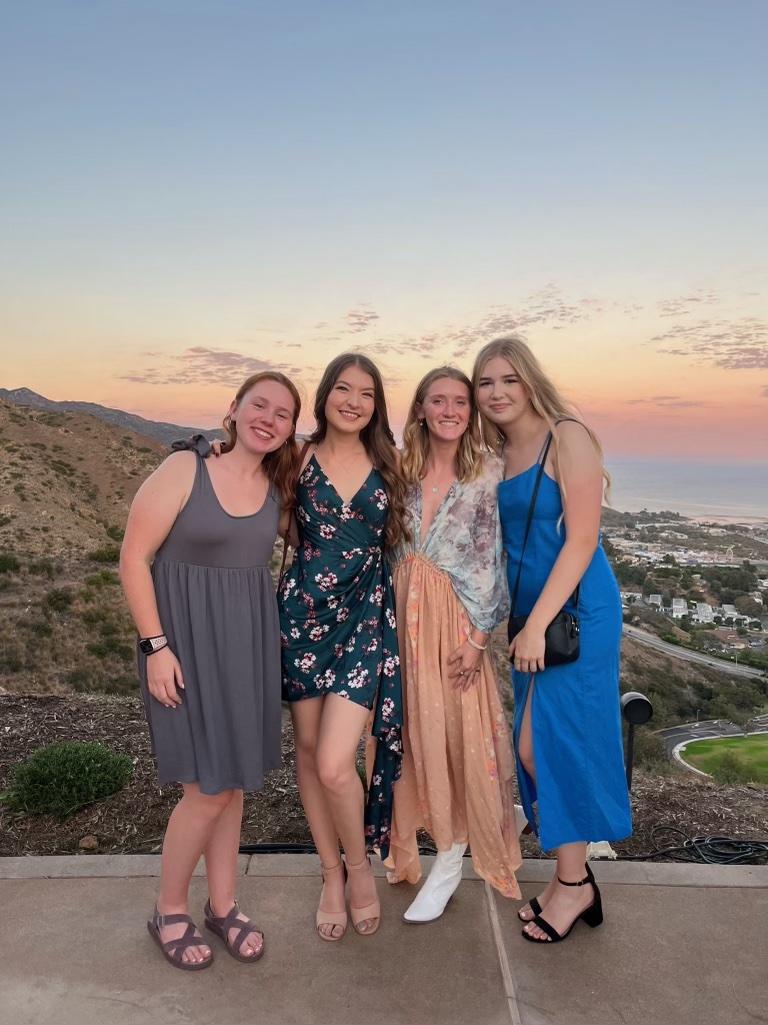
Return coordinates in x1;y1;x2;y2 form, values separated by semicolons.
514;803;529;836
403;842;467;923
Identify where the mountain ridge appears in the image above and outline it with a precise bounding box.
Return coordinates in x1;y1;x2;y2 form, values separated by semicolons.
0;387;220;447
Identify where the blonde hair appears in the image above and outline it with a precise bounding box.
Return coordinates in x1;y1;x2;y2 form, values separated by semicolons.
471;336;611;499
401;367;485;486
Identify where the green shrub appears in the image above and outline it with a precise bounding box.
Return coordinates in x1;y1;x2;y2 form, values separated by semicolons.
89;545;120;564
0;741;132;818
88;637;133;661
632;729;670;772
66;668;97;693
49;459;74;476
0;553;20;573
105;525;124;542
45;588;73;612
710;750;754;785
28;558;57;579
66;668;136;695
19;618;53;638
84;570;119;588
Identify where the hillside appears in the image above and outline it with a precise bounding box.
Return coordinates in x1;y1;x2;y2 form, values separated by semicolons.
1;396;766;728
0;400;169;693
0;387;217;447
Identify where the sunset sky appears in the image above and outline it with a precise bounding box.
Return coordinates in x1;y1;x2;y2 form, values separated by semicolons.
1;2;766;459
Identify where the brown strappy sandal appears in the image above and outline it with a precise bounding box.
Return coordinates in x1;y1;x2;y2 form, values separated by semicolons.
203;899;265;963
316;861;348;942
147;907;214;971
346;855;381;936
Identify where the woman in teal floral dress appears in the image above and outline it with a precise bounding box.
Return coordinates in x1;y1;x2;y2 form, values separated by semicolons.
280;353;409;942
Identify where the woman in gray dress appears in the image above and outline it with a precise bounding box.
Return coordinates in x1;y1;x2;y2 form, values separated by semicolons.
120;371;301;971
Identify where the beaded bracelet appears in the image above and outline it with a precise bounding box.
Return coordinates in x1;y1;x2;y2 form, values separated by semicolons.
466;635;487;651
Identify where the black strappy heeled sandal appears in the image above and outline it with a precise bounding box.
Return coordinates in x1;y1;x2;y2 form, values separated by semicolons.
517;895;543;923
521;862;603;944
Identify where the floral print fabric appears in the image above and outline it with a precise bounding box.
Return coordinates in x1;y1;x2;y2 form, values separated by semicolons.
280;454;403;857
393;454;510;631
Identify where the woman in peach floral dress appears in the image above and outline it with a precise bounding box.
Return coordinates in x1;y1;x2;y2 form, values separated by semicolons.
386;367;522;921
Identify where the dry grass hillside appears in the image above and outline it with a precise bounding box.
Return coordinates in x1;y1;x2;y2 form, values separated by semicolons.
1;396;764;734
0;399;167;694
0;398;164;554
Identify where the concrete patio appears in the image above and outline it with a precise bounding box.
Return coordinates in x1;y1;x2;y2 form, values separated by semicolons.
1;854;766;1025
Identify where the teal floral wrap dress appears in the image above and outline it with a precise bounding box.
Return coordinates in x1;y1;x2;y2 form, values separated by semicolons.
280;454;403;858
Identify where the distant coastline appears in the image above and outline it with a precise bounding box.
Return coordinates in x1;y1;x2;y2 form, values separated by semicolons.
606;459;768;523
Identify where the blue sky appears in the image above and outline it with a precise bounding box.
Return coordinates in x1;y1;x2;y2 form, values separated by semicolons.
1;2;766;456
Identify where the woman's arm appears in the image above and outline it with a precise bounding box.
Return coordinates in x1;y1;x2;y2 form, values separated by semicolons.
510;421;603;675
446;469;504;688
119;452;196;706
278;508;300;549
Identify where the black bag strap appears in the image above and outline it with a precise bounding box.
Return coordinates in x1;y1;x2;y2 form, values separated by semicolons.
510;434;553;616
509;428;581;616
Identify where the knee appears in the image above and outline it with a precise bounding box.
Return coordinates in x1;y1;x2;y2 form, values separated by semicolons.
517;741;535;779
294;736;318;772
187;787;237;817
317;757;353;794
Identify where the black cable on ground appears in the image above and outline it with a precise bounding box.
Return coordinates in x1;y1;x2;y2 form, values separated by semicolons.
241;828;768;866
238;841;440;855
615;826;768;866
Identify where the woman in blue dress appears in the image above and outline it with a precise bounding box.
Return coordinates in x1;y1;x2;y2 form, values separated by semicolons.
280;353;409;941
473;336;631;945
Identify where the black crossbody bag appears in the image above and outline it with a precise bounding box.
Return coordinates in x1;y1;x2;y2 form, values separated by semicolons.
507;433;580;667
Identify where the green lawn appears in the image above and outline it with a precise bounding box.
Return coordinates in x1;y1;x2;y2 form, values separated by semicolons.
681;734;768;784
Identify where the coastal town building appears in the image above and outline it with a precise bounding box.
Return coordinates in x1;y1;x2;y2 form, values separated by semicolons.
694;602;715;624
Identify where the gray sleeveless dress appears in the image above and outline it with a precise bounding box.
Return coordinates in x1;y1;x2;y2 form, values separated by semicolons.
138;451;282;794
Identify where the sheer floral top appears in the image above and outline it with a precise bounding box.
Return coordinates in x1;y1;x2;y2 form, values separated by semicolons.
393;454;509;632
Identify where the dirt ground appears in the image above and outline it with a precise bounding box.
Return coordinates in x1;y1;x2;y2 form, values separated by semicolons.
1;694;766;861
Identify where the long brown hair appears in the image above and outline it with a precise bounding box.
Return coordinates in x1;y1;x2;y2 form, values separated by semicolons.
472;336;611;498
221;371;302;511
311;353;410;548
401;366;485;485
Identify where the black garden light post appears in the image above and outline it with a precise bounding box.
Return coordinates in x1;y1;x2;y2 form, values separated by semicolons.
621;691;653;791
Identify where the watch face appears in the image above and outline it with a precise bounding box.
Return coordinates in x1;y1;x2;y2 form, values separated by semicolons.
139;639;154;654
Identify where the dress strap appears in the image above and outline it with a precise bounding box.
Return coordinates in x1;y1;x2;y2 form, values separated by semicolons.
170;434;211;503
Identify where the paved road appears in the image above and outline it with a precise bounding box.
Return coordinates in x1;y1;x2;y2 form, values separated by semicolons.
622;624;764;679
657;714;768;753
656;719;745;756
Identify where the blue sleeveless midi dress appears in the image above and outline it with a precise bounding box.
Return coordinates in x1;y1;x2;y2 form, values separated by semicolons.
498;459;632;852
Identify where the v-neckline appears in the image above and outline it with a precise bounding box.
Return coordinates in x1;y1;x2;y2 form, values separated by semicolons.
417;480;457;548
311;452;375;508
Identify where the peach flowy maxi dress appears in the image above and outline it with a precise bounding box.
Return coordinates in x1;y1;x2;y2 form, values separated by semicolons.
386;455;522;898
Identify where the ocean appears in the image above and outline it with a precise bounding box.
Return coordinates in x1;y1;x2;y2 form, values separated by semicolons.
605;460;767;522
